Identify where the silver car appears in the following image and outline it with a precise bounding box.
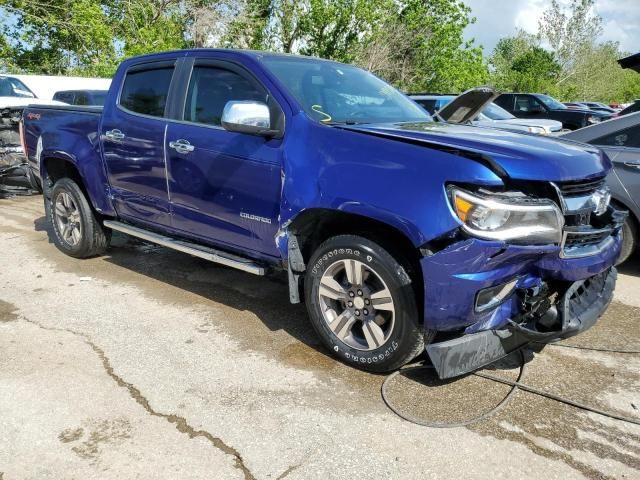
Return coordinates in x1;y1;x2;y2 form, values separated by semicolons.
562;112;640;263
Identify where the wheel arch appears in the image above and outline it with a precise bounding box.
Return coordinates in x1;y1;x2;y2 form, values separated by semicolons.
610;197;640;230
41;153;115;217
283;208;424;312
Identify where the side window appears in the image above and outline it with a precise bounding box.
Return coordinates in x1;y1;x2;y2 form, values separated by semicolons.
514;95;540;113
119;67;174;117
414;99;437;114
494;95;511;110
54;92;71;103
592;125;640;149
76;92;90;106
184;66;266;126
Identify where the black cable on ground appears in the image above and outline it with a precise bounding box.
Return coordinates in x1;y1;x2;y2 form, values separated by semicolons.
472;370;640;426
382;346;640;428
535;342;640;354
381;350;526;428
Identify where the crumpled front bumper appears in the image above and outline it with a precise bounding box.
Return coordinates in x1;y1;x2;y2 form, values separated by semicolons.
426;267;616;379
0;148;38;195
419;227;621;379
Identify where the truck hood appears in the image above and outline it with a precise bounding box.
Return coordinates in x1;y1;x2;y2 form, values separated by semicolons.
493;117;563;131
342;121;608;182
437;87;498;123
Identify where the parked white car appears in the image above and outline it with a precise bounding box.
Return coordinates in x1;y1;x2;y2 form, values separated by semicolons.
0;74;111;109
0;75;68;108
476;102;564;135
410;93;564;135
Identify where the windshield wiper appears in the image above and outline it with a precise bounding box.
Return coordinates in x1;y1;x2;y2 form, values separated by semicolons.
326;119;371;126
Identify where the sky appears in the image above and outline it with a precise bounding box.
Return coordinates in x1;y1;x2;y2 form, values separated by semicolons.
463;0;640;55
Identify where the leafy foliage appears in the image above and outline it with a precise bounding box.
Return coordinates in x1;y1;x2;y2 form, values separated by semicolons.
0;0;637;102
489;31;561;93
488;0;640;103
353;0;487;92
0;0;488;93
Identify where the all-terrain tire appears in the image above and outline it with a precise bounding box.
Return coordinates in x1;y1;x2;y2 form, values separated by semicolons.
305;235;425;373
617;217;637;265
48;177;110;258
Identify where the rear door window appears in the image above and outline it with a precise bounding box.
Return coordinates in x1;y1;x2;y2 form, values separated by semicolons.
54;92;74;103
119;67;174;117
592;125;640;148
183;66;266;126
514;95;542;113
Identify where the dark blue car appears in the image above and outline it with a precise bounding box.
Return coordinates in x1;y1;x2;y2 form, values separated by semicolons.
21;50;624;378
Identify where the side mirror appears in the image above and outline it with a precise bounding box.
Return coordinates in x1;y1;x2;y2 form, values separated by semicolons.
221;101;279;137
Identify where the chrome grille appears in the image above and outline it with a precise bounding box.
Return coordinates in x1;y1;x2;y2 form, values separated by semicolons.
552;177;617;258
564;229;611;248
556;177;606;196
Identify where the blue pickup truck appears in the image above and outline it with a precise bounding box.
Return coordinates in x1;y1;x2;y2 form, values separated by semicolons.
21;50;624;378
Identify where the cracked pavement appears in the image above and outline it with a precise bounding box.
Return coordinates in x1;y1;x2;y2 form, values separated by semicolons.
1;195;639;479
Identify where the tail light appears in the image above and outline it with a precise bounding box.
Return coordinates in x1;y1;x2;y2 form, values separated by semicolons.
18;116;27;155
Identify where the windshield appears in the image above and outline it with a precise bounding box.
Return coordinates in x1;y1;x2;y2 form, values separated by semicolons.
0;77;36;98
261;56;431;124
535;94;566;110
481;102;514;120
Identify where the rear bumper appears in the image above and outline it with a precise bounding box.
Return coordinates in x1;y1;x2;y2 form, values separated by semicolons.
426;267;616;378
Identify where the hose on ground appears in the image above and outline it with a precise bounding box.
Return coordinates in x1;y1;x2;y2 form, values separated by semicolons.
381;345;640;428
381;350;526;428
536;341;640;354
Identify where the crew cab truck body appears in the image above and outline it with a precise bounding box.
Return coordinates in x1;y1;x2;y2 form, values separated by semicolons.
22;50;624;378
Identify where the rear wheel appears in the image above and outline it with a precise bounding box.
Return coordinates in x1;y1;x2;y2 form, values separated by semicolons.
48;178;110;258
305;235;425;372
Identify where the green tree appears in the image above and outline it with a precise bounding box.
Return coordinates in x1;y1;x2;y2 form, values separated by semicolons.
538;0;602;74
489;32;560;93
0;0;193;76
355;0;487;92
537;0;639;102
0;28;18;72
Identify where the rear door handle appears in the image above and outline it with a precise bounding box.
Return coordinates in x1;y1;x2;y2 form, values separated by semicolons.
169;139;195;154
105;129;125;141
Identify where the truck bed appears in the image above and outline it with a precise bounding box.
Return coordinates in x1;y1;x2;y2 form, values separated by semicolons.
22;103;104;195
25;104;103;114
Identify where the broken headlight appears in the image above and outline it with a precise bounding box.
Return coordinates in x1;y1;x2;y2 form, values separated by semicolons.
450;188;564;245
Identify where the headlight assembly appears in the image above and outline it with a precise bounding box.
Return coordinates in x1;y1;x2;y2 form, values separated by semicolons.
527;126;547;135
450;188;564;244
587;115;601;124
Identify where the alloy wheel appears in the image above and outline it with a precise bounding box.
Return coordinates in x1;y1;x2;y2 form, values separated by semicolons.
54;191;82;246
318;259;395;351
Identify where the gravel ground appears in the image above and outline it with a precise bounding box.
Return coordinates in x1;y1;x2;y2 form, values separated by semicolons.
1;195;639;480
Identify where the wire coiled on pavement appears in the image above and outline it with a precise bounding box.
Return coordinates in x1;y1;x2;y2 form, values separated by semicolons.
381;345;640;428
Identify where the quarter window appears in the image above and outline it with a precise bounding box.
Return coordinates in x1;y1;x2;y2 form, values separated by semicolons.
120;67;174;117
184;66;266;126
592;125;640;149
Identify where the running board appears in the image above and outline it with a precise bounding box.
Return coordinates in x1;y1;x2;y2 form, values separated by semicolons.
104;220;266;275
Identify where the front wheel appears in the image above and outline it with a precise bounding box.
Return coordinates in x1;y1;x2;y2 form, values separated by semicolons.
617;217;637;265
48;177;110;258
304;235;425;372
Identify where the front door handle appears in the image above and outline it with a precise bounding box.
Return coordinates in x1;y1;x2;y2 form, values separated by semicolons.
169;139;195;154
105;129;125;141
